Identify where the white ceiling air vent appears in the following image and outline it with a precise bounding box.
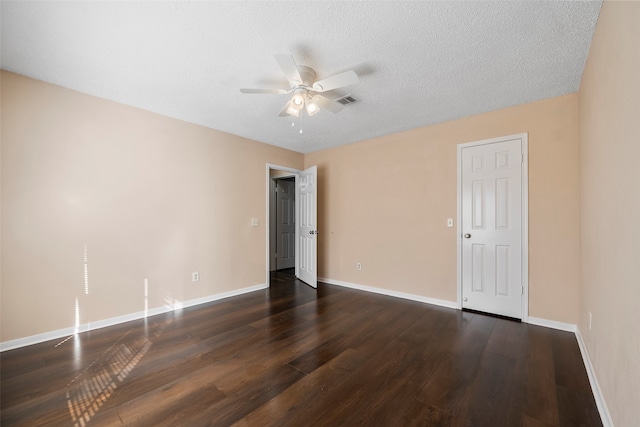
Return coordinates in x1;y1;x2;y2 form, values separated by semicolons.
336;95;357;105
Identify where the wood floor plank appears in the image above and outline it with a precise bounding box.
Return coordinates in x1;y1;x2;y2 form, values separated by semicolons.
455;351;516;426
0;272;603;426
550;329;592;391
336;340;440;426
114;364;227;425
186;363;305;426
485;317;524;359
450;312;497;356
233;347;367;427
304;313;432;425
556;385;603;427
397;400;453;427
0;387;71;426
507;325;561;426
417;350;483;415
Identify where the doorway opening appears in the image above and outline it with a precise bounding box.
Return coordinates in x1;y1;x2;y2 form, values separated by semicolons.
266;164;300;287
271;176;296;271
265;164;318;289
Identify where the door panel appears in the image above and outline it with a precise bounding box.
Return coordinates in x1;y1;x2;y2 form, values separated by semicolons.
472;244;485;292
496;245;510;296
496;178;510;229
297;166;317;288
472;180;485;229
461;138;523;319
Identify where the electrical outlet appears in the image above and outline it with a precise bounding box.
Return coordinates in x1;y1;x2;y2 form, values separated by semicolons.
589;311;592;330
356;262;362;271
192;272;199;282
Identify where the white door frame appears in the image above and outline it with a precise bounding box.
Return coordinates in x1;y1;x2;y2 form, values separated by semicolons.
456;133;529;321
265;164;301;285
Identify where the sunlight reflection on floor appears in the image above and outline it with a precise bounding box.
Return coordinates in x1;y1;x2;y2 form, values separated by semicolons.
65;318;170;426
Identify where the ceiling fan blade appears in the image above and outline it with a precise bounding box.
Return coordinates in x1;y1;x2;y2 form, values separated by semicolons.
278;100;293;117
312;70;358;92
274;54;303;86
240;88;289;94
314;95;344;114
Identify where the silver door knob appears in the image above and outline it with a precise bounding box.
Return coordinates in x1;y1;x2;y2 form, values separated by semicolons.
464;233;471;238
309;230;318;235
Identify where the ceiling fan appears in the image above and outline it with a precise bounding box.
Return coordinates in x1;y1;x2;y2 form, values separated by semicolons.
240;54;359;117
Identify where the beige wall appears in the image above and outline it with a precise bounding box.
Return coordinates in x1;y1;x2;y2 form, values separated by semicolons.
1;71;304;342
578;1;640;425
306;94;580;324
0;71;582;342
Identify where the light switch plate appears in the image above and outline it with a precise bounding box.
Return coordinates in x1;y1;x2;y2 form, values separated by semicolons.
447;218;454;228
251;218;259;227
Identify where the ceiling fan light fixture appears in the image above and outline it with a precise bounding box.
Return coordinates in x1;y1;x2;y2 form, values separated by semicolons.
291;89;306;110
305;97;320;116
286;103;300;117
240;54;359;118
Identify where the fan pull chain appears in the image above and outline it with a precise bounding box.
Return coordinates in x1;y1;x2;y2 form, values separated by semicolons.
290;114;303;135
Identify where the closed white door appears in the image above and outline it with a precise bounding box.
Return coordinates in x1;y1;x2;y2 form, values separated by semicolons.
275;179;295;270
297;166;317;288
460;136;525;319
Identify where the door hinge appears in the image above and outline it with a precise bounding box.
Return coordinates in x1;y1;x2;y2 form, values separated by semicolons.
522;286;524;295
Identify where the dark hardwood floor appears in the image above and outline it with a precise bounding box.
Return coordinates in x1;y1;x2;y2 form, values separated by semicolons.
1;269;602;426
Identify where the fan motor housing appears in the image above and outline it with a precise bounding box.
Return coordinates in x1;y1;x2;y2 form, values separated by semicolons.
294;66;317;88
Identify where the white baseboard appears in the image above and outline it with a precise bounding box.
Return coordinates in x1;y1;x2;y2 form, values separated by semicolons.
526;316;577;332
0;283;268;352
318;277;458;310
319;279;584;334
575;329;614;427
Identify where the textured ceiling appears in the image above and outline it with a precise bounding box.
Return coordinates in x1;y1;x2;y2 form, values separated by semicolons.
1;1;602;154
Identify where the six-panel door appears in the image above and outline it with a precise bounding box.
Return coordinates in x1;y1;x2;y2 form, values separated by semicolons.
461;138;523;319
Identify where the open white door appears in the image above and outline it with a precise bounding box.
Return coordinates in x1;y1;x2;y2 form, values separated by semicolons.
296;165;317;288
